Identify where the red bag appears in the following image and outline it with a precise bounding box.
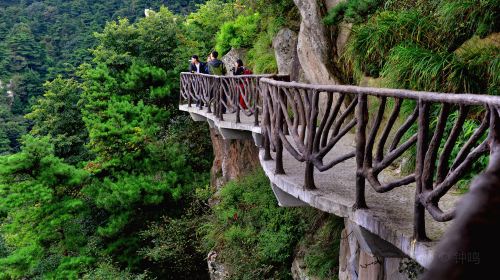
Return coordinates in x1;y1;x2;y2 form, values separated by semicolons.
239;84;247;109
238;68;252;109
243;68;253;75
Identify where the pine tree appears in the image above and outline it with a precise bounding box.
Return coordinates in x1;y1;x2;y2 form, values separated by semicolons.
26;76;90;164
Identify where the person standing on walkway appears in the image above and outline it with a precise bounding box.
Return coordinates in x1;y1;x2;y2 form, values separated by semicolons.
232;59;252;110
232;59;245;75
206;51;226;76
206;51;227;112
189;55;206;74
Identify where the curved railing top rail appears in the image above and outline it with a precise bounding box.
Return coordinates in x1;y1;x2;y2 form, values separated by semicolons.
260;77;500;106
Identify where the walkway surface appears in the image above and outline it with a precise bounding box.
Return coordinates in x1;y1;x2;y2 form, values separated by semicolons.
180;104;463;268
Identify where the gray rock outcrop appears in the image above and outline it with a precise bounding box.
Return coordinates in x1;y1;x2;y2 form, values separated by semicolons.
293;0;339;84
221;48;248;75
273;28;307;82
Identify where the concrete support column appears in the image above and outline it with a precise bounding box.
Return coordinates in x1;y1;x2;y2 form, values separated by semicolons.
339;219;416;280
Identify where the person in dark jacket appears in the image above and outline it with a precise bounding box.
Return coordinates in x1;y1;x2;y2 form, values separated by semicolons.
232;59;245;75
189;55;206;74
206;51;226;76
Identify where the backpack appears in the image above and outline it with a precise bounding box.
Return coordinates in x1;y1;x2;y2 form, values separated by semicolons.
209;60;227;76
243;68;253;75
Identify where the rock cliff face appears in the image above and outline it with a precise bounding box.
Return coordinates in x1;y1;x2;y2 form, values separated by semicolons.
209;127;260;190
293;0;339;84
293;0;352;85
273;28;307;82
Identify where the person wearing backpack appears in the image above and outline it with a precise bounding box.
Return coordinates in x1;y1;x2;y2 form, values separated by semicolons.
207;51;227;76
205;51;227;113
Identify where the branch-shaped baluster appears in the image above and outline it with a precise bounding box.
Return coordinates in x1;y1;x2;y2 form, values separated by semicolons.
320;93;346;148
277;89;306;159
313;92;334;153
293;88;307;143
364;97;387;169
375;98;402;163
425;125;490;204
261;83;273;160
317;98;357;159
389;105;418;152
436;105;469;184
421;104;451;190
329;98;358;142
414;100;431;241
450;112;490;171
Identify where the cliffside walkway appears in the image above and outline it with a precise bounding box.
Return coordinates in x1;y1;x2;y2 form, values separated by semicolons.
179;72;500;268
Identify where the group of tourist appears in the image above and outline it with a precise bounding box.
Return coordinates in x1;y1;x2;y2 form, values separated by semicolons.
189;51;253;111
189;51;251;76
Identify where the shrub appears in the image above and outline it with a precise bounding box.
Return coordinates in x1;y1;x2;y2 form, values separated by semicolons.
215;13;261;55
201;169;313;279
303;216;343;279
246;28;278;74
324;0;384;26
344;10;438;78
437;0;500;51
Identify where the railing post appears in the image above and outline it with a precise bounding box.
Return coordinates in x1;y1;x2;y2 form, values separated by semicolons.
414;100;430;241
304;89;319;190
262;83;272;161
283;90;289;135
235;78;241;123
207;77;212;114
236;99;241;123
274;87;285;174
254;78;261;126
219;77;224;121
179;75;183;106
355;93;368;209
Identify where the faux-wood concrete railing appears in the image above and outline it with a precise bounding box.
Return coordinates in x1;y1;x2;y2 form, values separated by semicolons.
179;72;500;242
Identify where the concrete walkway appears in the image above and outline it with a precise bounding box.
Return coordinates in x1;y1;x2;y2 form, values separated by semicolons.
180;104;463;268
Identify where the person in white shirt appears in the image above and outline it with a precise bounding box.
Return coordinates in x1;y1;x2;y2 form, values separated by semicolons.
189;55;207;74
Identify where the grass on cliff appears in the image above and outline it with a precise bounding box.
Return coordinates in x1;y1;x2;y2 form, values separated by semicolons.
302;215;343;280
200;169;344;279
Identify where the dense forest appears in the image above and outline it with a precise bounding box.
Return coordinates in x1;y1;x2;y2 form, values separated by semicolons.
0;0;204;155
0;0;498;279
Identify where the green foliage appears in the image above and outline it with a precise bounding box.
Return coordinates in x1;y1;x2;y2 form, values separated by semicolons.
165;114;213;173
345;10;438;78
215;13;261;54
82;261;150;280
1;4;216;278
247;22;279;74
185;0;236;55
437;0;499;50
381;38;499;93
76;9;213;275
0;135;91;279
26;76;91;164
202;169;312;279
138;190;211;279
324;0;384;26
303;216;343;279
